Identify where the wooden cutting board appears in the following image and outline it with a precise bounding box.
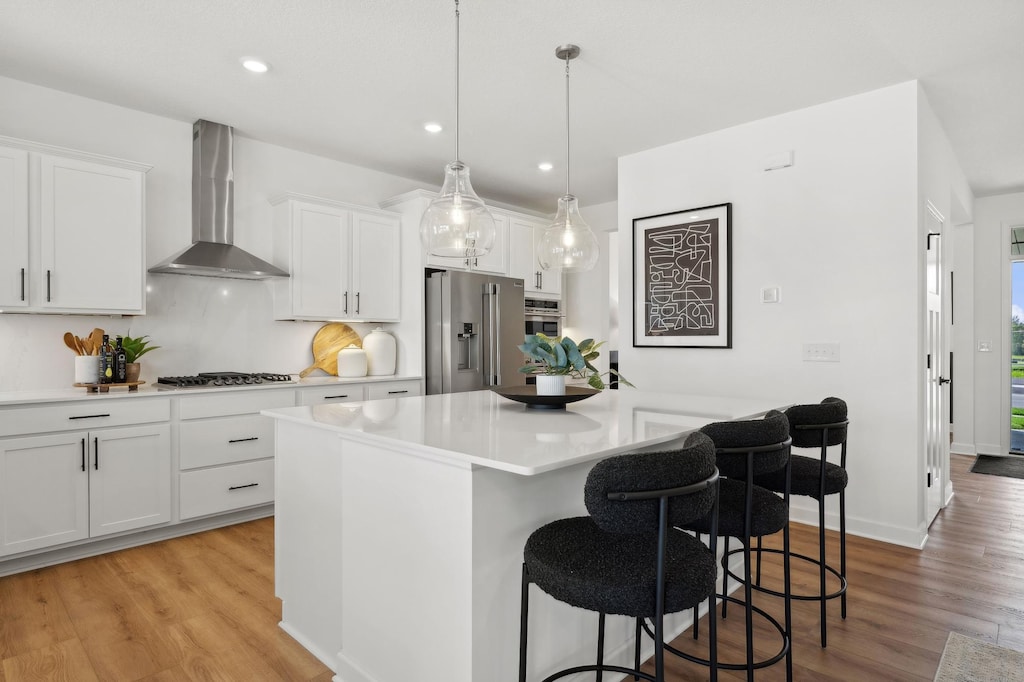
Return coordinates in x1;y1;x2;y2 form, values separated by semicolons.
299;323;362;377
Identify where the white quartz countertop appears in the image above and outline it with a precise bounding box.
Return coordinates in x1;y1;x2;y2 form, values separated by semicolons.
263;389;790;475
0;375;420;407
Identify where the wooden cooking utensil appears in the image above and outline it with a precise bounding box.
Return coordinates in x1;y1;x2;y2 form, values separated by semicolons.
79;336;91;356
63;332;81;355
299;323;362;378
89;328;104;355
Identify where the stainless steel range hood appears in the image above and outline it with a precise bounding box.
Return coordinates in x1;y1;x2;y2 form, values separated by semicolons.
149;120;289;280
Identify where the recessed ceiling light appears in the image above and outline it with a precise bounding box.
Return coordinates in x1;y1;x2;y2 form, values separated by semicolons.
538;162;554;172
424;122;443;134
241;58;270;73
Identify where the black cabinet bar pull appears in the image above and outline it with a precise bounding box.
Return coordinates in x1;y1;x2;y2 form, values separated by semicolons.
93;437;99;470
387;390;409;395
324;394;349;400
20;267;25;301
80;438;85;472
228;436;259;444
356;291;360;314
343;291;348;314
69;414;111;420
46;270;51;302
228;483;259;491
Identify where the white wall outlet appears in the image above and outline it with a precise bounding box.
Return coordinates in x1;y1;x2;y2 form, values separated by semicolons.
978;341;992;352
760;287;781;303
803;343;840;362
763;150;794;171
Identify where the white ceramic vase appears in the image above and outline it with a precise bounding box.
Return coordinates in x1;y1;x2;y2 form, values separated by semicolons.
337;345;368;377
535;374;566;396
363;327;397;376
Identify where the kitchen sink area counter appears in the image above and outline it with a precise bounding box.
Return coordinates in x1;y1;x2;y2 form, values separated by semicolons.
265;389;790;682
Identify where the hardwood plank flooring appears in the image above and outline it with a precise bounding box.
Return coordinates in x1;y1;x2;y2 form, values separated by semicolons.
649;453;1024;680
0;453;1019;680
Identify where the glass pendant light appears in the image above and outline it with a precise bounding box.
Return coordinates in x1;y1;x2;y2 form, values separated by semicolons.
420;0;495;259
537;44;599;274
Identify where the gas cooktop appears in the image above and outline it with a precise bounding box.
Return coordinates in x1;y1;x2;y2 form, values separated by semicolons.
156;372;295;389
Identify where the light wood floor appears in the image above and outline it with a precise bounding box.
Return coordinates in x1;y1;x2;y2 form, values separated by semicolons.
0;453;1017;680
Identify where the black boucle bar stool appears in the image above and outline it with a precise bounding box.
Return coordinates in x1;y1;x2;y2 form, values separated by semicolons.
752;397;849;648
678;411;793;681
518;432;721;682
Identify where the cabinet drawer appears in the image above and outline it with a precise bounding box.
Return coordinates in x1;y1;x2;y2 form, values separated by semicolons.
0;398;170;438
179;414;276;470
179;389;295;420
298;384;367;406
367;380;421;400
179;459;274;520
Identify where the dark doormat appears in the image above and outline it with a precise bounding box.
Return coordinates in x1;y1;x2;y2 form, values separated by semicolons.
971;455;1024;479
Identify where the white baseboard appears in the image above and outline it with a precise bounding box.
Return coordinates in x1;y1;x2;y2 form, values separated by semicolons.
977;442;1005;456
787;500;926;549
950;441;977;455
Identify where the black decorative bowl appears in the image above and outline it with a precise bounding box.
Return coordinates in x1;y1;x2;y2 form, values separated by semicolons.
491;385;600;410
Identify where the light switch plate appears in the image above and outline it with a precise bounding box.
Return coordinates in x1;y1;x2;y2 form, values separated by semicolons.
978;341;992;352
760;287;781;303
803;343;840;362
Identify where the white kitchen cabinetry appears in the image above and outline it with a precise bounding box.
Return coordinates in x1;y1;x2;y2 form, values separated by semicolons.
0;146;29;308
509;215;562;298
271;193;401;322
367;379;421;400
0;399;171;557
0;137;150;315
297;384;368;405
178;389;295;521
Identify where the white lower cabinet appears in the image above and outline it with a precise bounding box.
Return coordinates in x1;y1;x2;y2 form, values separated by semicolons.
0;423;171;556
297;384;367;406
180;459;275;521
367;379;421;400
177;389;294;521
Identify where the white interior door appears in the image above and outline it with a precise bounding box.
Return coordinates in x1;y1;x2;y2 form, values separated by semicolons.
925;203;949;523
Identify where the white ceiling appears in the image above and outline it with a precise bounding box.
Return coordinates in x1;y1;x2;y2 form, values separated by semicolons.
2;0;1021;212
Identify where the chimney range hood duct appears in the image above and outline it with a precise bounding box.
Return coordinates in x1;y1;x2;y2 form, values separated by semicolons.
149;120;289;280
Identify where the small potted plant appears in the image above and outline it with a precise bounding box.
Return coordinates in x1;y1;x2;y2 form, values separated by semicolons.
121;335;160;383
518;333;632;395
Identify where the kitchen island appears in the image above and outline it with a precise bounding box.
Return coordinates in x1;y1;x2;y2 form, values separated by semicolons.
264;389;787;682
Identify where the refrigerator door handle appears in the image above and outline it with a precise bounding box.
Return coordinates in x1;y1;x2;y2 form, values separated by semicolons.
484;283;499;386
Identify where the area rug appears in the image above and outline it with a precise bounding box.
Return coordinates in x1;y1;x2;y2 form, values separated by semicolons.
934;631;1024;681
969;455;1024;480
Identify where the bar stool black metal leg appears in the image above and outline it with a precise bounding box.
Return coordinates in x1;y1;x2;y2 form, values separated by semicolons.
722;535;730;619
755;535;763;585
840;486;848;619
519;563;530;682
784;516;793;680
634;617;642;681
597;612;606;682
819;492;828;647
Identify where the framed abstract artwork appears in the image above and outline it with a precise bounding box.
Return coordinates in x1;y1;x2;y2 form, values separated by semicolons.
632;203;732;348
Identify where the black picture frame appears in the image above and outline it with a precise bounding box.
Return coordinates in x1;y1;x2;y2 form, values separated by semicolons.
632;203;732;348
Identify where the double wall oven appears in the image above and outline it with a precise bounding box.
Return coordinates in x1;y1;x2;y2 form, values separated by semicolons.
523;298;563;384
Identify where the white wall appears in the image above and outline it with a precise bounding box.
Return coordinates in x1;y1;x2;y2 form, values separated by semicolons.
0;76;427;390
973;192;1024;454
617;82;933;546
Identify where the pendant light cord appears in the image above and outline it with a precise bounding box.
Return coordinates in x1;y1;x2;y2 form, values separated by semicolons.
454;0;461;163
564;53;571;197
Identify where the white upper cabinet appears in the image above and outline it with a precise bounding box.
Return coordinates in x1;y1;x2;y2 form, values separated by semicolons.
0;137;150;315
0;146;28;309
272;193;401;322
39;155;146;312
509;216;562;298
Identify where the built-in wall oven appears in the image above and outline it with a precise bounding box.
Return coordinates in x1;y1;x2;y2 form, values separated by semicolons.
524;298;563;384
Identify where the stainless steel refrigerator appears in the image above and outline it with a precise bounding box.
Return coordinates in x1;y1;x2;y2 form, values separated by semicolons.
425;269;526;394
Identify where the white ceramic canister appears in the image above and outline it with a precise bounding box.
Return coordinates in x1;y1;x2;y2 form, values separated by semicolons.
337;344;368;378
363;327;397;376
